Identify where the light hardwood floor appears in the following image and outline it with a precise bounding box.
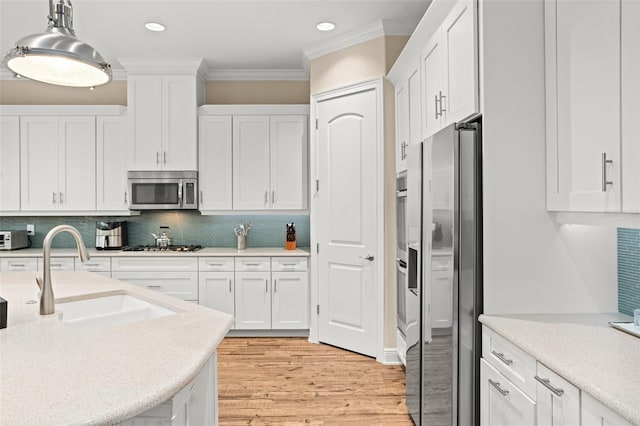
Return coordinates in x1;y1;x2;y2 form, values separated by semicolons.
217;337;413;425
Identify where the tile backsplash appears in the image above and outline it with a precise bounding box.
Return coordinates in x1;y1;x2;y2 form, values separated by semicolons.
618;228;640;316
0;212;310;249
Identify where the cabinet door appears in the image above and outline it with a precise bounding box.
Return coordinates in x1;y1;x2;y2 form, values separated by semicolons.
408;63;423;147
582;391;633;426
96;116;128;212
128;75;162;170
232;116;270;210
198;271;235;327
269;115;307;210
622;0;640;212
58;116;96;211
199;116;233;210
272;271;308;329
536;363;580;426
442;0;478;125
422;30;445;138
20;116;60;211
395;81;409;172
234;271;271;329
38;257;75;272
0;257;38;271
162;75;198;170
480;359;536;426
0;116;20;211
547;0;621;211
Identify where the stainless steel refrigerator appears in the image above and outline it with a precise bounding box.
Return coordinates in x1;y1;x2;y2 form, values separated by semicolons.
406;119;483;426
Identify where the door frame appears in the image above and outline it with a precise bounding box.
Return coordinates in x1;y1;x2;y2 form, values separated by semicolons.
309;77;386;362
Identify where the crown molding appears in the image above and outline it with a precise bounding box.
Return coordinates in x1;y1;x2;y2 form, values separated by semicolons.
206;68;309;81
303;18;419;61
117;57;209;80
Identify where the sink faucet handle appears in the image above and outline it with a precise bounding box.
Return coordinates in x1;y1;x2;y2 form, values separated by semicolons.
36;276;43;290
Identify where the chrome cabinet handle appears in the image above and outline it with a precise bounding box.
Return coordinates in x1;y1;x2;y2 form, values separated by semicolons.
156;151;160;165
274;279;277;293
439;91;447;113
535;375;564;397
228;279;232;293
11;263;25;267
199;190;203;204
146;285;161;289
272;190;275;205
488;379;509;397
52;192;57;204
124;192;128;204
59;192;63;204
602;152;613;192
264;190;268;206
163;151;167;165
491;350;513;366
265;279;268;293
435;95;440;119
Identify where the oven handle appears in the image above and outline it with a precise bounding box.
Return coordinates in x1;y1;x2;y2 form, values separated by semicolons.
178;180;183;206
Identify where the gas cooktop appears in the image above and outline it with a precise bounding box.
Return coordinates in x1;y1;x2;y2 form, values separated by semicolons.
122;245;203;252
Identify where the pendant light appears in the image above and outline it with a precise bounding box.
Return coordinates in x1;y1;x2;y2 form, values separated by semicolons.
3;0;112;87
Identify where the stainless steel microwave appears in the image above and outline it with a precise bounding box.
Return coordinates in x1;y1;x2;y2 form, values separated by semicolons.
127;171;198;210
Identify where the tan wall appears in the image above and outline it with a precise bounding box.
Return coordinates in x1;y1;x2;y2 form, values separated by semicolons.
205;81;309;104
385;36;410;73
0;80;127;105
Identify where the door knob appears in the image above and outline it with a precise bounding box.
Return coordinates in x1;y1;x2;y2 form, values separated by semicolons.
360;254;375;261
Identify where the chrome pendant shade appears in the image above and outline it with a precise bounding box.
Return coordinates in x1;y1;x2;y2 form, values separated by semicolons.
3;0;112;87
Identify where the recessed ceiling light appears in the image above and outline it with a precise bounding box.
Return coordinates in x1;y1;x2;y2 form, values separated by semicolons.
145;22;166;32
316;22;336;32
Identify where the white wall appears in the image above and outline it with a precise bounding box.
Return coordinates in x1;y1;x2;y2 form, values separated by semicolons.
480;0;618;314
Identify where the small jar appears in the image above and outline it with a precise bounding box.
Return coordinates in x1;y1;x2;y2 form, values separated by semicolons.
286;223;296;250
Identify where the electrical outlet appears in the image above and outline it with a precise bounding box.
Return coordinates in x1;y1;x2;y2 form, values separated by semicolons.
26;224;35;235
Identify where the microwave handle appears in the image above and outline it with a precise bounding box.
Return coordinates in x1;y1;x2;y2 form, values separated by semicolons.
178;180;183;206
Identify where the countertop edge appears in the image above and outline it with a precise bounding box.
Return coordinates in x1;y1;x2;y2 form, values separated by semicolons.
479;313;639;425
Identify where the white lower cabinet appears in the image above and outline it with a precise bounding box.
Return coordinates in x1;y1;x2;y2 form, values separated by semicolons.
271;271;308;329
480;359;536;426
234;271;271;330
112;257;199;302
536;362;580;426
122;352;218;426
0;257;38;271
581;391;633;426
75;257;111;277
198;258;235;329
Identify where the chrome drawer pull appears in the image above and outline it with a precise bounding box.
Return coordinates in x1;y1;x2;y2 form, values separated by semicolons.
491;350;513;366
146;285;162;289
228;279;232;293
535;375;564;397
488;379;509;397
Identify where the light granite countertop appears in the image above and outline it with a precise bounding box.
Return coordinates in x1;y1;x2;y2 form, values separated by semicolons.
0;271;234;425
479;313;640;425
0;247;310;258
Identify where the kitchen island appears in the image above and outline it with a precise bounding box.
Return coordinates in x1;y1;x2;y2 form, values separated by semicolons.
0;271;233;425
480;313;640;425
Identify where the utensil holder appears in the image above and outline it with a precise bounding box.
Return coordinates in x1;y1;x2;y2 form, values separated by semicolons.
237;235;246;250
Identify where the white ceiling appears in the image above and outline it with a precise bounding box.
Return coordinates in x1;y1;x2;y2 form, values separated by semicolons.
0;0;431;80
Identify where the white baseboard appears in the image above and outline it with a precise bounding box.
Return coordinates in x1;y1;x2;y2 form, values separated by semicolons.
381;348;402;365
226;329;310;338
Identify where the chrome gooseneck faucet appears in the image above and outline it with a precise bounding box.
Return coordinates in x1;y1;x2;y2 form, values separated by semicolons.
36;225;90;315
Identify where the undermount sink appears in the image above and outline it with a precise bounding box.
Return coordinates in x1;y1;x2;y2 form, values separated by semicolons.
56;294;176;329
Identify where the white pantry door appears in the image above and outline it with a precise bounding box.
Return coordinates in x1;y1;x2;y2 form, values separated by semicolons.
316;87;378;358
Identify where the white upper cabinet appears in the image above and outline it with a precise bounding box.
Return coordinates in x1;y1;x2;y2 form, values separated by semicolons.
121;58;206;172
198;115;233;211
127;75;200;171
389;0;478;174
0;116;20;212
621;0;640;212
269;115;307;210
20;116;96;211
233;115;271;210
96;116;129;212
545;0;622;212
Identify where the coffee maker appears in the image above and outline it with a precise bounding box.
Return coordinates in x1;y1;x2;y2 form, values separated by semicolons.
95;221;128;250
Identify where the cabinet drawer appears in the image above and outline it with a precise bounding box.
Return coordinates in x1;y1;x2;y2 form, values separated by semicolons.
111;256;198;272
111;271;198;301
199;257;234;272
38;257;75;271
482;326;537;400
235;257;270;272
76;257;111;272
480;359;536;425
0;257;38;271
271;257;308;272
